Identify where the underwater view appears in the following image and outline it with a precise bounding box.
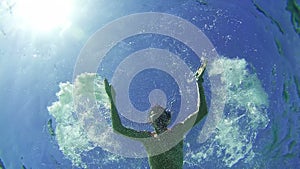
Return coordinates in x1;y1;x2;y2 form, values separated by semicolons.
0;0;300;168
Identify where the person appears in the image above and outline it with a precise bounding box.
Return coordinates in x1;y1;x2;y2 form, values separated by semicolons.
104;61;208;169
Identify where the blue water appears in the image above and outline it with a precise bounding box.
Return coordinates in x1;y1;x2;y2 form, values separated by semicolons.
0;0;299;168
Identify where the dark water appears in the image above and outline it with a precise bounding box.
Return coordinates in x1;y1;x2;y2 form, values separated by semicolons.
0;0;299;168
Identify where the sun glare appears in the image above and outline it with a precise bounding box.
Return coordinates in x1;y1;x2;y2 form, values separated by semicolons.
14;0;73;32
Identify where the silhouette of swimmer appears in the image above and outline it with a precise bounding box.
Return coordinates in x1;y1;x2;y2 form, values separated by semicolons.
104;62;208;169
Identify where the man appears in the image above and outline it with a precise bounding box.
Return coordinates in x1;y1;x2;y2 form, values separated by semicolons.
104;62;208;169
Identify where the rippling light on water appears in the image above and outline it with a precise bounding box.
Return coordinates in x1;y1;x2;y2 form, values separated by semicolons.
14;0;73;32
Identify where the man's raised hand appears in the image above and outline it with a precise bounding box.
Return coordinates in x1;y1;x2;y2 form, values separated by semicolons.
195;60;207;83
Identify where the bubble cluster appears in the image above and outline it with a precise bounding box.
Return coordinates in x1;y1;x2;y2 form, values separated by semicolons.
47;73;113;168
185;56;269;168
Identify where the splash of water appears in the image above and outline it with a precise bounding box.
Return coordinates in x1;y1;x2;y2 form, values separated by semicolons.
185;56;269;167
47;73;112;168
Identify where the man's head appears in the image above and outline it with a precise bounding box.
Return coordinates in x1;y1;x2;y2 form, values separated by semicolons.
148;105;171;133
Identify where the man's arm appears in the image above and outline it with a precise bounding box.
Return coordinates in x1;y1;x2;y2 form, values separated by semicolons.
104;79;151;138
173;61;208;132
189;61;208;126
193;76;208;126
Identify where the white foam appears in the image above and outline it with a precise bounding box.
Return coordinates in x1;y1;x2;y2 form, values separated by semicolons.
186;56;269;167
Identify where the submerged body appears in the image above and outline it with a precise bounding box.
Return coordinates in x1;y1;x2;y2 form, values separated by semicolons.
104;62;207;169
147;140;183;169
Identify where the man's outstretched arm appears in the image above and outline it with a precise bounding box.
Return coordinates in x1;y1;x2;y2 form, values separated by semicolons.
173;61;208;132
191;61;208;126
193;75;208;126
104;79;151;138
